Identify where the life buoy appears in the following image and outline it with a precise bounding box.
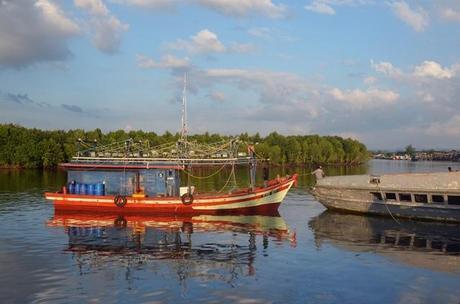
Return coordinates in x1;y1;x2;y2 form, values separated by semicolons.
181;193;194;205
114;195;127;207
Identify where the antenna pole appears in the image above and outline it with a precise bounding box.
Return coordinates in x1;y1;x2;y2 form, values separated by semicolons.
181;72;188;141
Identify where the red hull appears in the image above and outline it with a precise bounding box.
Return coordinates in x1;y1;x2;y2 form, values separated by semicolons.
52;202;281;215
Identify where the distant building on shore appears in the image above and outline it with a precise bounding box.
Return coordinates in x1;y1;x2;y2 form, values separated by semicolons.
413;150;460;161
372;150;460;162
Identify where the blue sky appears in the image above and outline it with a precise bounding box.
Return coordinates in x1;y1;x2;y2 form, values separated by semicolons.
1;0;460;149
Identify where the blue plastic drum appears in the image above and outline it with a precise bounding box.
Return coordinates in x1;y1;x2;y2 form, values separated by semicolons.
80;184;88;195
75;183;81;194
68;183;75;194
88;184;95;195
95;183;105;196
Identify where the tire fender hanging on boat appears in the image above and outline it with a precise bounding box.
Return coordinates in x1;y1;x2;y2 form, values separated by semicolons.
181;193;194;205
114;195;127;207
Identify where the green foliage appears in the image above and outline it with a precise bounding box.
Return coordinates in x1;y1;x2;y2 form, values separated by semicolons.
405;144;416;157
0;124;369;168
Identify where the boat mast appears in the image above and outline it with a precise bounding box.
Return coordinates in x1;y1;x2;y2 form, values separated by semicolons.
180;73;192;194
180;72;188;142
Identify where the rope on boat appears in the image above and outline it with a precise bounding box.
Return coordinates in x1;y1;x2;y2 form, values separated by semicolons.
181;162;229;179
217;163;237;193
377;184;401;225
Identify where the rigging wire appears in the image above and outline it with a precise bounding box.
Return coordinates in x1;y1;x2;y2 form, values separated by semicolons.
181;163;230;179
217;163;237;193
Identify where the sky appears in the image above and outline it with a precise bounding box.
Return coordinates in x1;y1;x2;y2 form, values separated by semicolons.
1;0;460;150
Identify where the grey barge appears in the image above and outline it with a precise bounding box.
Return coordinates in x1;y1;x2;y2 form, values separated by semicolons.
312;172;460;222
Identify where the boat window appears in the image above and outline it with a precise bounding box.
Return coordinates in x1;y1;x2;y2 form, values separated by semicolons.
447;195;460;205
385;193;396;200
399;193;412;202
371;192;383;200
432;195;445;203
414;194;428;203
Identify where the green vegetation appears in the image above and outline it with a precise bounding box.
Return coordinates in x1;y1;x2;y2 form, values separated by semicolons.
0;124;369;168
405;144;416;157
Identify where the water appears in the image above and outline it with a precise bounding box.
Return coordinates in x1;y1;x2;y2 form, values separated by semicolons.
0;160;459;303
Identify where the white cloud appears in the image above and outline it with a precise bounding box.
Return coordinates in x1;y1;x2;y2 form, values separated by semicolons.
191;29;225;53
168;30;225;54
74;0;129;53
136;54;190;70
111;0;176;9
196;68;322;123
363;76;377;85
0;0;79;68
228;43;255;53
111;0;287;17
305;1;336;15
416;91;434;103
388;1;429;32
207;91;226;102
413;61;455;79
336;132;362;141
36;0;80;33
247;27;271;39
440;7;460;22
373;59;459;81
304;0;373;15
75;0;109;15
371;60;403;78
132;59;460;146
426;115;460;136
330;87;399;107
196;0;287;18
168;29;253;55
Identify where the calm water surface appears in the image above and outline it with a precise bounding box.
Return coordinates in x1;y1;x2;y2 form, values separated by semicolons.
0;160;459;303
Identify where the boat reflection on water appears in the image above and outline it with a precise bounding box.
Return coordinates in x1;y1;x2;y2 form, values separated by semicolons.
48;211;295;283
309;211;460;273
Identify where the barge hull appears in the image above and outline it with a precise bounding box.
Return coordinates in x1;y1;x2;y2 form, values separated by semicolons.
317;197;460;223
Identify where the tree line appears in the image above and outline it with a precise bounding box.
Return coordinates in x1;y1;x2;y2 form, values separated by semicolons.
0;124;369;168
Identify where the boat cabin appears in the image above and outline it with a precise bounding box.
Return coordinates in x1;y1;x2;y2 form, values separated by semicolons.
61;162;182;197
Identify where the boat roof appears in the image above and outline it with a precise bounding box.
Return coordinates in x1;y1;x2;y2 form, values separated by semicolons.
316;171;460;191
61;156;251;170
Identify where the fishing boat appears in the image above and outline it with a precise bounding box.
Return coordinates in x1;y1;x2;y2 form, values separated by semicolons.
311;172;460;222
44;76;297;214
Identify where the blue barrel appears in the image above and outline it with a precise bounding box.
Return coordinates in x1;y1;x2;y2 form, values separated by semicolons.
95;183;105;196
68;183;75;194
80;184;88;195
75;183;81;194
88;184;95;195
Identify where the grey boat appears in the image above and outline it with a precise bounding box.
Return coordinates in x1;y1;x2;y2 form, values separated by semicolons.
312;172;460;222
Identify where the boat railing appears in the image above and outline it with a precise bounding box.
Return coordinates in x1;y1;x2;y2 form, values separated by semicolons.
69;156;252;166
